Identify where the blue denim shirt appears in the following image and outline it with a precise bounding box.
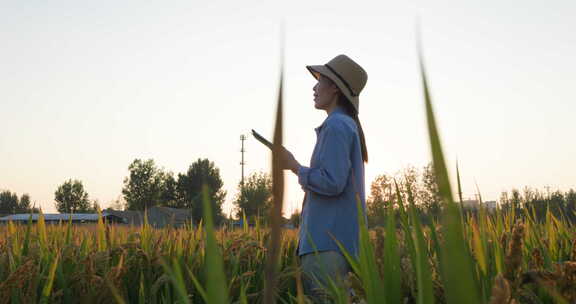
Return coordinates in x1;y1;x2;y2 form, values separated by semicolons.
297;107;366;257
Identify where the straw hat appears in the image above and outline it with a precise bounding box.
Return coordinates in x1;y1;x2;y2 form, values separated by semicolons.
306;54;368;113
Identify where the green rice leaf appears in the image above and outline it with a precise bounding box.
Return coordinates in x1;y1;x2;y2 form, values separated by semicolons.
383;199;401;304
356;198;386;303
418;40;481;304
160;258;191;304
202;185;229;304
406;185;434;304
39;254;59;304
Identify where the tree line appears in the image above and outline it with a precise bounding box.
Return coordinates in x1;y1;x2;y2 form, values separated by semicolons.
0;191;38;215
365;163;442;227
121;158;274;226
499;187;576;223
4;159;573;227
121;158;227;225
1;158;275;226
364;163;576;227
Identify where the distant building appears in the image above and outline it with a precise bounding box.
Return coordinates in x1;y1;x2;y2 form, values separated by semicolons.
230;218;252;229
0;206;192;228
228;217;296;230
105;206;192;228
484;201;497;209
0;213;124;224
461;200;497;210
462;199;479;209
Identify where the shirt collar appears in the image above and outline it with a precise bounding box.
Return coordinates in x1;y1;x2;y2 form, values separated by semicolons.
315;106;346;134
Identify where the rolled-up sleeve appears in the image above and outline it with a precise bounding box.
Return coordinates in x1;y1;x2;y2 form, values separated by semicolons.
297;123;352;196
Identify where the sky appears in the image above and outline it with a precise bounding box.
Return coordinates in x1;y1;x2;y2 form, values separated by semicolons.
1;0;575;216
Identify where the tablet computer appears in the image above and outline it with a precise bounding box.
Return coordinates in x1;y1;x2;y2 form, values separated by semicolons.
251;129;273;149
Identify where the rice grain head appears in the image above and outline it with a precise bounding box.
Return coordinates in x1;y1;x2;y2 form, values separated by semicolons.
504;221;525;282
489;275;511;304
529;248;543;270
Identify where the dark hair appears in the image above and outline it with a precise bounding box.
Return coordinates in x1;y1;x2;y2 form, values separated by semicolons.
337;94;368;163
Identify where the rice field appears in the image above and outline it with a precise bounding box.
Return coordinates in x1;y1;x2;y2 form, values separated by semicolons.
2;47;574;304
0;204;574;303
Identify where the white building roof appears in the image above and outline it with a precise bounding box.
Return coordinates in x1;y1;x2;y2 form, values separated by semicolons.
0;212;111;221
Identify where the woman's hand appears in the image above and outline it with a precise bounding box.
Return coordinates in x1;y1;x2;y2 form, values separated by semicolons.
279;147;300;174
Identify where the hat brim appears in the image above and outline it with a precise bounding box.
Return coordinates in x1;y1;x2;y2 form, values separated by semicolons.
306;65;360;113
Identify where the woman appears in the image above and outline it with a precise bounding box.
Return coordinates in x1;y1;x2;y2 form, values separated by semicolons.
281;54;368;302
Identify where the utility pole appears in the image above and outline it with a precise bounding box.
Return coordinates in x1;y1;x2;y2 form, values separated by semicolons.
240;134;246;188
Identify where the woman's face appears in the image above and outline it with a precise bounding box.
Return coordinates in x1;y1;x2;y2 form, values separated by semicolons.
313;75;339;111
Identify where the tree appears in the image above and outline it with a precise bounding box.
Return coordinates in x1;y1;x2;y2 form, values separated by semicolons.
548;190;566;218
160;171;179;207
420;163;442;218
91;200;101;212
18;194;31;213
29;206;41;213
122;159;165;210
177;158;226;225
233;172;272;223
109;196;126;211
366;174;395;227
0;191;19;214
510;189;522;212
566;189;576;223
398;165;420;203
54;179;91;213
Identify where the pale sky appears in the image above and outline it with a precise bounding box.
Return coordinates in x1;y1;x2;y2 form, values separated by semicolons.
1;0;575;215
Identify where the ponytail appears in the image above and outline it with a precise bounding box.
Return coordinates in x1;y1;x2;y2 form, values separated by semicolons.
338;95;368;163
